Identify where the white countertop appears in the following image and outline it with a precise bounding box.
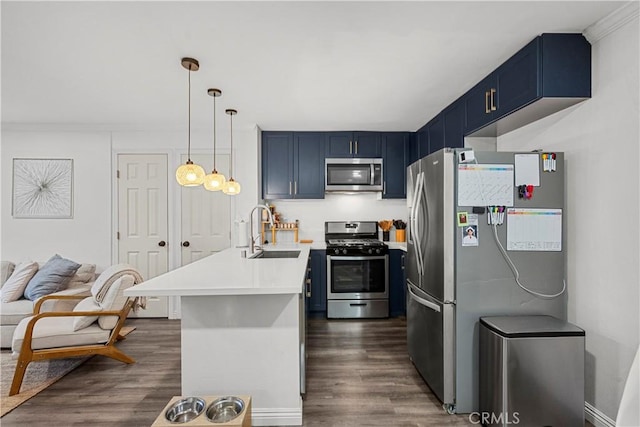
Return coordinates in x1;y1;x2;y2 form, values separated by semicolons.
124;243;311;297
386;242;407;252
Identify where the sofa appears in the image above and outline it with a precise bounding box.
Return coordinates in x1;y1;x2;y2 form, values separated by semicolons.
0;258;97;348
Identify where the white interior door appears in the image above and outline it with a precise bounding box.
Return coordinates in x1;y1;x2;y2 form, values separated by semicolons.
117;153;169;317
181;153;231;265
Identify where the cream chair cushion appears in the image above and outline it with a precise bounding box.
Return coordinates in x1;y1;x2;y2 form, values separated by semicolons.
0;261;38;303
12;316;110;352
98;275;134;329
72;296;103;331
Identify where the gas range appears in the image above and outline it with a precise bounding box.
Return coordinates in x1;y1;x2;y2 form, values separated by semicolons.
325;221;390;319
325;222;388;256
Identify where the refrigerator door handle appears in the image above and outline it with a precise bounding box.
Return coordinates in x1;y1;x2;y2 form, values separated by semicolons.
409;171;423;276
414;172;425;276
407;282;441;313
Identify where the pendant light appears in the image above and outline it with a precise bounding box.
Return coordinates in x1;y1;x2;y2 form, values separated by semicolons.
203;88;226;191
222;108;241;195
175;57;205;187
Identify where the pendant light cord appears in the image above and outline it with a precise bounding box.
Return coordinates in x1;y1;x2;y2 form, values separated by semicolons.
229;112;233;177
213;95;217;170
187;64;192;162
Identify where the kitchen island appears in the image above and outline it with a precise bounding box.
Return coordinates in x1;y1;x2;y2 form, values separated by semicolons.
124;244;311;426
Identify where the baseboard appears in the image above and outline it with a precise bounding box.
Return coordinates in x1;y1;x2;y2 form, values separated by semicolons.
251;407;303;426
585;402;616;427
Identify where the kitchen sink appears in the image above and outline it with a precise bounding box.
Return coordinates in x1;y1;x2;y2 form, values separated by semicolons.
250;250;301;259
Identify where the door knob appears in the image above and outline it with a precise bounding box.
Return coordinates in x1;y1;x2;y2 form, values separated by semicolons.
158;241;166;247
182;241;190;247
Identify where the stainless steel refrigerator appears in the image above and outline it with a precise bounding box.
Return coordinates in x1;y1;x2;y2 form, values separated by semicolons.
406;148;566;414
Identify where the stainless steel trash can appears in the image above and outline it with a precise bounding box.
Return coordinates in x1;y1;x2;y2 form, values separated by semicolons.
479;315;585;427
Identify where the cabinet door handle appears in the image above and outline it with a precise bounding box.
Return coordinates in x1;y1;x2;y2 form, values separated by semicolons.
355;140;358;154
490;88;497;111
349;140;353;154
401;254;405;270
306;278;311;297
294;181;297;195
158;240;166;247
182;241;190;247
289;181;292;195
485;90;491;114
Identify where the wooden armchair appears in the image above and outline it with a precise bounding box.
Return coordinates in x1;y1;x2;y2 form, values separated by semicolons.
10;291;138;396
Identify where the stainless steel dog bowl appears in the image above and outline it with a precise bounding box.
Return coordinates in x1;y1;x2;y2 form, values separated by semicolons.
205;396;245;423
165;397;206;423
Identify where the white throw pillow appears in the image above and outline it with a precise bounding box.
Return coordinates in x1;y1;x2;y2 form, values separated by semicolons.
72;296;103;331
1;261;15;286
98;275;134;329
0;261;38;303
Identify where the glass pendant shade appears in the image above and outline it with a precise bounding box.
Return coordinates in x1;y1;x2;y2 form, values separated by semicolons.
222;177;241;195
204;170;226;191
176;161;205;186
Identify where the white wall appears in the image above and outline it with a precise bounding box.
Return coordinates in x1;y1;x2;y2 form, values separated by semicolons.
1;131;112;266
0;127;260;269
269;194;407;243
498;16;639;421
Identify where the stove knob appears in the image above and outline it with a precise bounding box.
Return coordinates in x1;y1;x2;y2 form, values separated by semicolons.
376;248;381;254
334;249;340;255
367;248;373;254
342;249;347;255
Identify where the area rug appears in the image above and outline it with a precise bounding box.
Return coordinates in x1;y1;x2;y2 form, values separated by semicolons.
0;325;135;417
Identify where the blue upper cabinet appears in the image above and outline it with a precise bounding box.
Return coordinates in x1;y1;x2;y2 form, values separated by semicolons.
381;132;409;199
262;131;325;199
325;131;381;158
293;132;325;199
408;132;418;166
427;114;444;155
464;33;591;136
262;132;294;199
416;124;429;159
463;73;498;136
443;100;465;149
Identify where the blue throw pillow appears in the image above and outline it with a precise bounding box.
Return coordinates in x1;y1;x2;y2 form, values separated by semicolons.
23;254;81;301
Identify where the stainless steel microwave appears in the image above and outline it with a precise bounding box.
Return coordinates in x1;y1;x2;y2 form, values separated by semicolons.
325;158;383;192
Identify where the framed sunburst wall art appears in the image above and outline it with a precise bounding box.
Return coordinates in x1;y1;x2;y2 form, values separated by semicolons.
12;158;74;218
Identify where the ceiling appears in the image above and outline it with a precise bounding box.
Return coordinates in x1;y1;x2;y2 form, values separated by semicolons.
1;1;625;134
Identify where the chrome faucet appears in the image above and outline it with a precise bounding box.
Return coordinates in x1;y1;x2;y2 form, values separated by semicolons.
249;204;274;254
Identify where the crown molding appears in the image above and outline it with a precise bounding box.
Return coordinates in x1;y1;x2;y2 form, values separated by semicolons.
584;1;639;43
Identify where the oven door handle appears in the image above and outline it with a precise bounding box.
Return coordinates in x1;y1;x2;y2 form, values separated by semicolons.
327;255;388;261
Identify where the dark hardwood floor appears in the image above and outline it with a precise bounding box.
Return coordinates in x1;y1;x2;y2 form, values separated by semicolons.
1;317;473;426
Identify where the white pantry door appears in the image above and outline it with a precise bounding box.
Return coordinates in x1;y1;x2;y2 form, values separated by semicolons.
117;153;169;317
180;153;232;265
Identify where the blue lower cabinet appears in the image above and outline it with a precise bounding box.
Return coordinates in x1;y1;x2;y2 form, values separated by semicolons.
389;249;406;317
308;250;327;315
